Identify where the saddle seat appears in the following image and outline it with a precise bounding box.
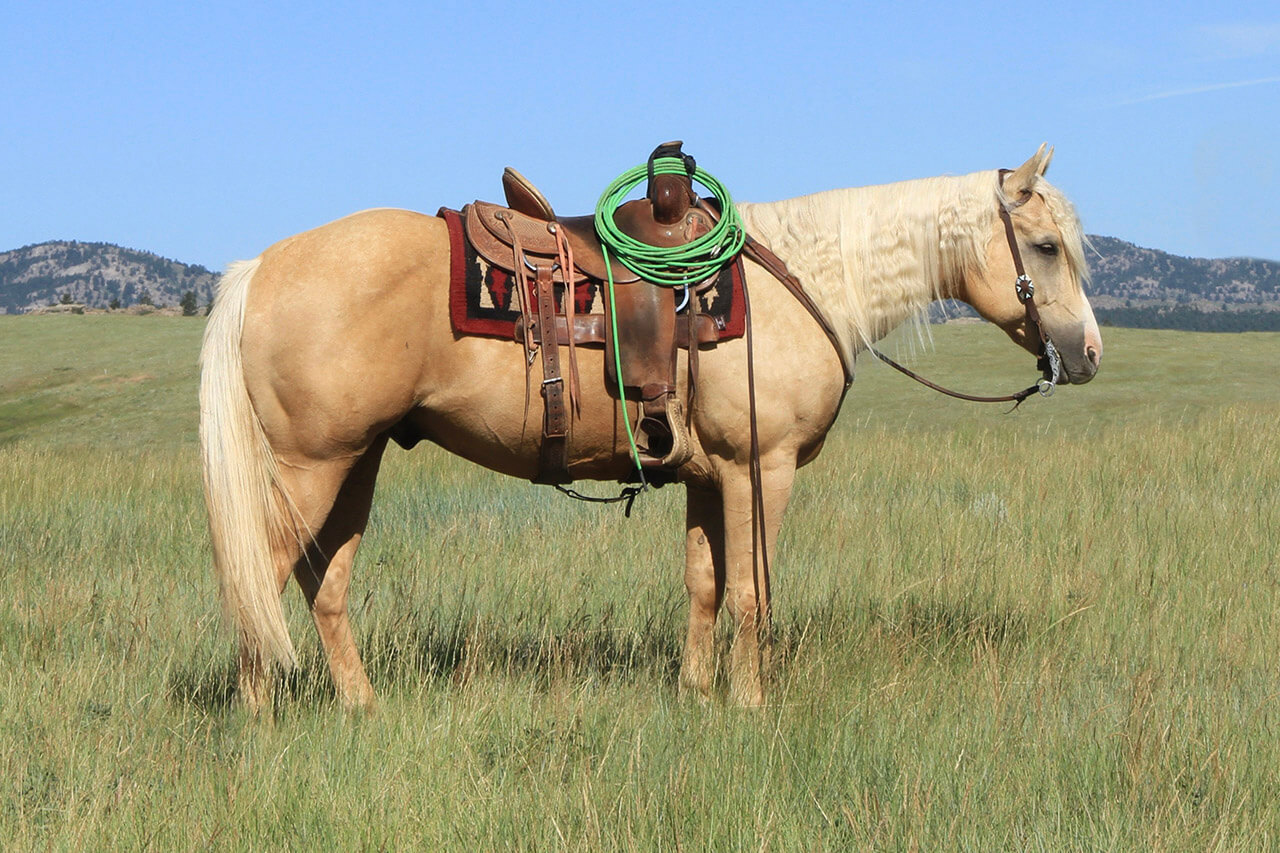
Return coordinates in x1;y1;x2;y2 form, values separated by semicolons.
465;166;718;286
462;144;724;481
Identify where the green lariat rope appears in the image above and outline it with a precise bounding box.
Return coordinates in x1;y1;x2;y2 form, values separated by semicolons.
594;158;746;285
594;156;746;476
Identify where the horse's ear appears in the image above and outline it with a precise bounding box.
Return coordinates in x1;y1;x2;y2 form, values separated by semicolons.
1039;145;1054;175
1006;143;1051;197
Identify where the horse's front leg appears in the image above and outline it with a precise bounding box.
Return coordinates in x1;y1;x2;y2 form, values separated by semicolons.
680;484;726;700
721;462;796;706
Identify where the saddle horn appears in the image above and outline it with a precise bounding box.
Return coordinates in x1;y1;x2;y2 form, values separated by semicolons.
646;141;696;226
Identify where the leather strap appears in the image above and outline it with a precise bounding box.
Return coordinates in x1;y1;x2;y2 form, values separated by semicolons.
865;195;1047;406
687;286;700;406
741;271;771;640
726;199;1043;407
997;169;1061;380
513;312;722;348
998;198;1050;353
533;262;570;483
740;233;854;388
552;224;581;412
869;349;1039;405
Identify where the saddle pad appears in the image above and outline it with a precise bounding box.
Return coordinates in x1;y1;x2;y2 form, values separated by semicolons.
439;207;746;341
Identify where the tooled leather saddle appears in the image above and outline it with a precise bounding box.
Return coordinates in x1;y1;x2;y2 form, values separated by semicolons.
461;142;732;485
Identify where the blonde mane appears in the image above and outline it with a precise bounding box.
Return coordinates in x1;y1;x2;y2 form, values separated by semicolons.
737;169;1088;369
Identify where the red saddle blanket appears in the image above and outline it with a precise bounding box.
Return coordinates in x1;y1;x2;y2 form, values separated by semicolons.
439;207;746;341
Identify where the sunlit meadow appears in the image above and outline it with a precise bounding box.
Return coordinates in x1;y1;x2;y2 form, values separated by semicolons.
2;315;1277;849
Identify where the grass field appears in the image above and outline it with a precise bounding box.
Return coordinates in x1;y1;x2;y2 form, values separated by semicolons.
2;314;1279;849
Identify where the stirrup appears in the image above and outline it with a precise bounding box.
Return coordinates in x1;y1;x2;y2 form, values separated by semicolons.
637;396;693;470
658;396;693;468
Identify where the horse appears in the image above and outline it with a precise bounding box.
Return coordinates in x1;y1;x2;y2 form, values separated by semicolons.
199;144;1102;711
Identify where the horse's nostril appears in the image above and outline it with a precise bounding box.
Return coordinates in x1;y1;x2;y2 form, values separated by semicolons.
1086;345;1100;368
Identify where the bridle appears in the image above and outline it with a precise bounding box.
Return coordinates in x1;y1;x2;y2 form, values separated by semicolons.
868;170;1064;407
996;169;1064;391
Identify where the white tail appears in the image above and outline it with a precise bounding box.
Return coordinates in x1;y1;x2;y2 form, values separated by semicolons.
199;258;297;670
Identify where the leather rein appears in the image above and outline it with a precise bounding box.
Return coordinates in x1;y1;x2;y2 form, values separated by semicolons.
729;173;1064;411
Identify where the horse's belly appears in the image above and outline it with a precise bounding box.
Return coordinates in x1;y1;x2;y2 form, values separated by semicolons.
405;341;641;482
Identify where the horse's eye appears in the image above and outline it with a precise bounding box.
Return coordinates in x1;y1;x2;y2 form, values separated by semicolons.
1035;242;1059;256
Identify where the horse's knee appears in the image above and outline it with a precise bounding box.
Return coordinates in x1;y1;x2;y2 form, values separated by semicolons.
685;567;719;615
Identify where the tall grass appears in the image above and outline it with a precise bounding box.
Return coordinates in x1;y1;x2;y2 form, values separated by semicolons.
2;316;1278;849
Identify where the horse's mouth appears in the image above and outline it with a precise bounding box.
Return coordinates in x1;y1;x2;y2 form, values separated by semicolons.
1052;354;1099;386
1038;330;1100;386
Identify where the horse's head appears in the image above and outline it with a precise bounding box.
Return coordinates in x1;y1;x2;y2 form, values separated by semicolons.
959;145;1102;385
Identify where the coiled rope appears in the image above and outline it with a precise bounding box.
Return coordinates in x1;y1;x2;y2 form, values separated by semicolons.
593;158;745;286
593;157;744;478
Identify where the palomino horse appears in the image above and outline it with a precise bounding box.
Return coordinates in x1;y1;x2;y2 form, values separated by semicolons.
200;145;1101;711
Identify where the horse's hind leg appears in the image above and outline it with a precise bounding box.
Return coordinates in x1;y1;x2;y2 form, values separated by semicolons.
680;485;725;700
237;440;385;712
292;438;388;711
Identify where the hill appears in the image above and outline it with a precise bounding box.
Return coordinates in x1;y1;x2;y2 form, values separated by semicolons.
0;241;219;314
1084;236;1280;332
1086;235;1280;307
1086;235;1280;330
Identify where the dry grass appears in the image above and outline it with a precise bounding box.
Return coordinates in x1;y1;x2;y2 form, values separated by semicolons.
2;315;1278;849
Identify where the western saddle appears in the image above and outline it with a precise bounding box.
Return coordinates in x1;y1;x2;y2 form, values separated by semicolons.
464;142;727;485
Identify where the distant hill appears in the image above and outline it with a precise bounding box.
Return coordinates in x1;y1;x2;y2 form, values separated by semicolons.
0;241;219;314
1084;236;1280;332
3;236;1279;329
1086;235;1280;308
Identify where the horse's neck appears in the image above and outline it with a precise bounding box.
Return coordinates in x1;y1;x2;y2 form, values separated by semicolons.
737;172;991;364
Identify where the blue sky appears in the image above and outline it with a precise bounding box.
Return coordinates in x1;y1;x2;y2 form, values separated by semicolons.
3;1;1277;270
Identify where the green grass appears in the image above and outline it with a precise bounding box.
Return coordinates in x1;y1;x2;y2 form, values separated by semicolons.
2;314;1279;849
